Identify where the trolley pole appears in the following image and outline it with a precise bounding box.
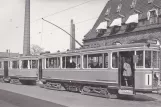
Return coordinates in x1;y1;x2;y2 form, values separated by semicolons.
42;18;83;48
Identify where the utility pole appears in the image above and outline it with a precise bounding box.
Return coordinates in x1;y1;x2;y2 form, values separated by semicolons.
42;18;83;48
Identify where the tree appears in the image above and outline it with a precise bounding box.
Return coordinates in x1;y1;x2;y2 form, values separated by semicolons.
30;44;44;55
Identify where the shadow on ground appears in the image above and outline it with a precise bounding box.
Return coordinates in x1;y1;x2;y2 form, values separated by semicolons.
118;94;157;101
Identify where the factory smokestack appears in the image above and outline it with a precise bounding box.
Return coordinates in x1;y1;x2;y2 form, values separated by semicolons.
70;19;76;50
23;0;30;56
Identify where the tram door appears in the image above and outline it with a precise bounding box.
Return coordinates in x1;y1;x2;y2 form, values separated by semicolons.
38;59;42;80
118;51;136;95
4;61;8;79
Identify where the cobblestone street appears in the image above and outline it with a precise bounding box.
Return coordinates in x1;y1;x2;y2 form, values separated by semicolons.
0;83;161;107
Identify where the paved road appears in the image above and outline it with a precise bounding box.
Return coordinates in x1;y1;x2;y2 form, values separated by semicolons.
0;89;67;107
0;83;161;107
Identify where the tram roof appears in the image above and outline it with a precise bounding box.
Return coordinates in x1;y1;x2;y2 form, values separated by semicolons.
40;43;160;57
0;55;39;61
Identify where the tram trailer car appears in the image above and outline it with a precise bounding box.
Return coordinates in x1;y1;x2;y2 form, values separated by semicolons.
39;43;161;97
0;56;39;85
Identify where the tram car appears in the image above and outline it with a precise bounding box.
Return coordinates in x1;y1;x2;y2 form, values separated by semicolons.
0;55;39;85
38;41;161;97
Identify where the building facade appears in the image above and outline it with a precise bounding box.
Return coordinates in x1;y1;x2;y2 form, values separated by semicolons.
83;0;161;48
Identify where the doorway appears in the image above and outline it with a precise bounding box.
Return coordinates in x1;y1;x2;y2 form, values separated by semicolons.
118;51;135;88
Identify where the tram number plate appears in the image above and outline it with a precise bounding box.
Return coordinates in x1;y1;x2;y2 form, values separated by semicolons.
118;89;133;95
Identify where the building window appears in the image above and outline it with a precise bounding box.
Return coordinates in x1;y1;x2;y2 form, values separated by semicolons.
117;4;122;13
148;0;154;4
112;52;118;68
63;56;80;68
136;51;143;68
148;9;158;24
12;61;19;69
46;57;60;68
22;60;28;69
130;0;137;8
105;8;111;16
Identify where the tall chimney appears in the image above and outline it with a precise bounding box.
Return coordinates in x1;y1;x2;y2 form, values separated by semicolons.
23;0;30;56
70;19;76;50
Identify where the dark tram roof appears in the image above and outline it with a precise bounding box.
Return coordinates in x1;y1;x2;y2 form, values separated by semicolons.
83;0;161;41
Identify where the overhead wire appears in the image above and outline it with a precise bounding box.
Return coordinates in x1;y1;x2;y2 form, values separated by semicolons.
31;0;101;24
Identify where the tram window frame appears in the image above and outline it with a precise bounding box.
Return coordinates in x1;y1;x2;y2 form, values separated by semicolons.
152;51;159;68
112;52;118;69
31;60;38;69
136;50;144;68
62;55;81;69
22;60;28;69
83;53;109;69
12;60;19;69
145;51;152;68
46;57;60;69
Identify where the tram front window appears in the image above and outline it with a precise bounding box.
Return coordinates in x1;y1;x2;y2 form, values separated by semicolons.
153;51;158;68
145;51;152;68
136;51;143;68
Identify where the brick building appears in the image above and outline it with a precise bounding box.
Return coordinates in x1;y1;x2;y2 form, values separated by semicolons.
83;0;161;48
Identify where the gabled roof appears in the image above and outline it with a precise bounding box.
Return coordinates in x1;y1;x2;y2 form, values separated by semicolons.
83;0;161;41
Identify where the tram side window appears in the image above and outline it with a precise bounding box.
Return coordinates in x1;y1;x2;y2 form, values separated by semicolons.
46;57;60;68
88;54;102;68
32;60;38;68
84;53;108;68
12;61;19;69
136;51;143;68
84;55;87;68
22;60;28;69
104;53;108;68
112;52;118;68
145;51;152;68
62;56;80;68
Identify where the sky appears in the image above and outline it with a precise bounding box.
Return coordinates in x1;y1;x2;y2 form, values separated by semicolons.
0;0;108;53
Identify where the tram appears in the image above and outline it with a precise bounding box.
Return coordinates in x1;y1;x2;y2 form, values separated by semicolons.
0;55;39;84
38;41;161;97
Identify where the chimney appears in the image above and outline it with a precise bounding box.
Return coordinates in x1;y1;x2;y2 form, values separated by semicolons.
23;0;30;56
70;19;76;50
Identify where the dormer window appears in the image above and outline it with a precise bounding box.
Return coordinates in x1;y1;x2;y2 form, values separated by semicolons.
147;9;159;24
130;0;137;9
105;8;111;16
96;21;107;37
117;4;122;13
148;0;154;4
